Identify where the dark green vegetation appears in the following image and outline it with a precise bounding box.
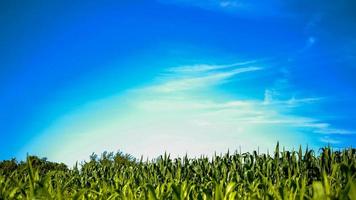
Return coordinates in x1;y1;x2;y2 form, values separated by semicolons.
1;143;355;199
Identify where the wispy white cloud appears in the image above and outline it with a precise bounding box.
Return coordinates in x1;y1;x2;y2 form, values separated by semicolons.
137;62;352;140
168;60;257;73
147;66;261;92
159;0;285;17
263;89;323;107
296;36;317;54
314;128;355;135
22;60;354;165
219;1;247;9
320;136;341;144
263;89;275;105
287;96;322;105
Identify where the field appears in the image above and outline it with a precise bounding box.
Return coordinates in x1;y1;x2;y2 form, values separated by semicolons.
0;143;355;199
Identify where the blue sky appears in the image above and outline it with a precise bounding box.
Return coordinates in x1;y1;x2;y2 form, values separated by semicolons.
0;0;355;165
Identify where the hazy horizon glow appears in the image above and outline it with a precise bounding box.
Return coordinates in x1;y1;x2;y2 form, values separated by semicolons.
1;0;355;165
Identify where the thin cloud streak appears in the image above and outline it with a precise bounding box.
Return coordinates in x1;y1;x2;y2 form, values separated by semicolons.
147;66;262;92
168;60;258;73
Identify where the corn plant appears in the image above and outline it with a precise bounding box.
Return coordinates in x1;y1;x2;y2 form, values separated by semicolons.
0;143;355;199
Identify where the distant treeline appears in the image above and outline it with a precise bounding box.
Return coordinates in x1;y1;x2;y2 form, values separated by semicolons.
0;143;355;199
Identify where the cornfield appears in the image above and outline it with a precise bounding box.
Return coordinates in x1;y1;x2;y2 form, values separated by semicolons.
1;143;355;199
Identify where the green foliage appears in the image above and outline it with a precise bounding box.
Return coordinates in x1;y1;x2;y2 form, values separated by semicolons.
0;145;355;199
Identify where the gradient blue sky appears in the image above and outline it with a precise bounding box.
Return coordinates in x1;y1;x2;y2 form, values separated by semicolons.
1;0;355;165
